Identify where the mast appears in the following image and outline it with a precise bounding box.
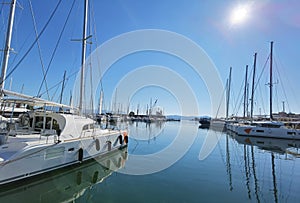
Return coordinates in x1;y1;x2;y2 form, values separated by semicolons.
113;88;118;114
98;89;103;115
243;65;248;119
79;0;89;114
0;0;16;91
269;41;274;120
226;67;232;120
149;98;152;116
246;83;249;117
250;53;257;119
69;90;72;106
59;70;66;104
137;103;140;115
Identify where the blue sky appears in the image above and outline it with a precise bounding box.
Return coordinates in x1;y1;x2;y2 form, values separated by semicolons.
1;0;300;116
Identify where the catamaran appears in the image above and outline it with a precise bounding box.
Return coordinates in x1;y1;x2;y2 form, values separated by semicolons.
0;0;128;185
229;42;300;139
0;148;128;202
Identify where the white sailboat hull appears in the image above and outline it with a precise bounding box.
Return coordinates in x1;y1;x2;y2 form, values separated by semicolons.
232;124;300;139
0;130;127;185
0;148;127;202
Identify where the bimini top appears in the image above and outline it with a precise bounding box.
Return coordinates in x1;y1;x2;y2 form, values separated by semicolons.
1;89;77;112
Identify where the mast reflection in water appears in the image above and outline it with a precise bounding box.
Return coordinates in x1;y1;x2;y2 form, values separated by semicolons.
232;133;300;203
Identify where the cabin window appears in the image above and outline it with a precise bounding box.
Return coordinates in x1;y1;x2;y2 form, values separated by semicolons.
82;124;89;131
52;119;59;130
46;117;52;129
35;116;57;130
30;118;33;127
34;116;44;129
256;130;264;133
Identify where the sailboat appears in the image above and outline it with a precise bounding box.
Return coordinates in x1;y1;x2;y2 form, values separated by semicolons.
0;0;128;185
227;59;255;132
209;67;232;131
0;148;127;202
232;42;300;139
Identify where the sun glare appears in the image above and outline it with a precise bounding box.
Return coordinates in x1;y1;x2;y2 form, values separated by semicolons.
230;4;251;25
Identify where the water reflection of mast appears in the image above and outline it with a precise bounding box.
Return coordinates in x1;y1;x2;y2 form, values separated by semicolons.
250;146;261;203
271;153;278;203
244;145;252;200
148;122;152;144
226;135;233;191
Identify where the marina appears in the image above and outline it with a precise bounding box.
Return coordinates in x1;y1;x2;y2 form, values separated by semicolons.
0;121;300;202
0;0;300;202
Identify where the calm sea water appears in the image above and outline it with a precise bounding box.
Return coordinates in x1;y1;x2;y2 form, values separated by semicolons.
1;121;300;203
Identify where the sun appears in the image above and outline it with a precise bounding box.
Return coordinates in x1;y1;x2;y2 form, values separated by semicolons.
230;3;251;25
